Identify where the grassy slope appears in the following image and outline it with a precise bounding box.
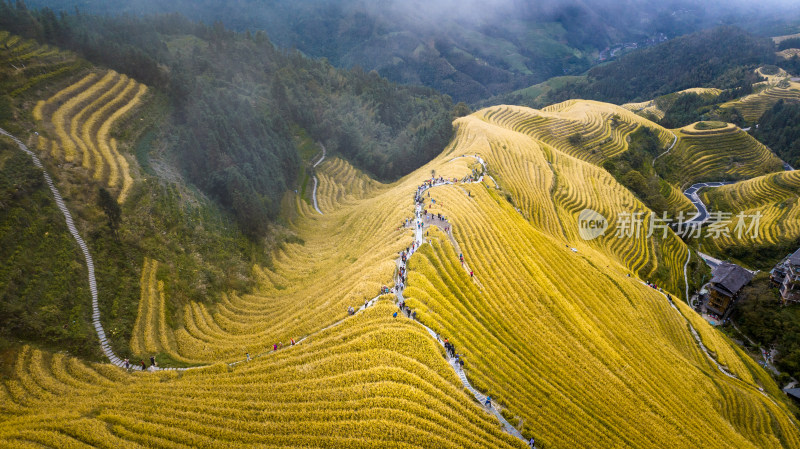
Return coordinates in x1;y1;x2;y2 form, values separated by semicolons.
0;141;96;359
0;33;261;361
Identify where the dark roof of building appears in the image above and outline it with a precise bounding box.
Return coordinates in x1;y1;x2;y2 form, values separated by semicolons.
710;263;753;296
788;248;800;266
786;388;800;401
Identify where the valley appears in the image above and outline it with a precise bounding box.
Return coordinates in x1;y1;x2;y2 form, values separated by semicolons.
3;4;800;449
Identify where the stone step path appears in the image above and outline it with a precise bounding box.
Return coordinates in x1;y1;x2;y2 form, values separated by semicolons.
312;176;322;214
395;164;532;446
651;131;677;166
311;144;326;215
683;249;691;302
1;127;125;369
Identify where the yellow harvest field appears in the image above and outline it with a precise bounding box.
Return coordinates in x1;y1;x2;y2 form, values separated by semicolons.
720;68;800;121
482;101;674;164
464;106;688;295
700;170;800;249
622;87;723;120
1;304;521;449
662;123;784;188
4;93;799;448
32;69;146;203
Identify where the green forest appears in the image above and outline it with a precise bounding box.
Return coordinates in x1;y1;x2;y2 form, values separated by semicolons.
544;26;778;105
754;100;800;168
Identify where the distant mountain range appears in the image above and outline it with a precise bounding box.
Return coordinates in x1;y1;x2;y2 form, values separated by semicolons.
24;0;800;102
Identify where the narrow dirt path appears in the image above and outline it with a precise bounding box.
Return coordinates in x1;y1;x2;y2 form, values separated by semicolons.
729;320;782;376
684;249;691;301
645;279;799;429
1;127;125;368
652;131;678;166
311;144;326;215
393;162;531;445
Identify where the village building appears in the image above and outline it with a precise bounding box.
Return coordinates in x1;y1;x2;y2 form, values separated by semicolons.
771;248;800;304
706;262;754;316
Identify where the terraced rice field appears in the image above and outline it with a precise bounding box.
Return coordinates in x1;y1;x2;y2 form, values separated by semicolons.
403;203;797;447
773;33;800;44
314;157;384;213
622;87;723;120
661;123;784;188
482;101;674;164
0;32;84;97
778;48;800;60
1;304;522;449
720;68;800;121
700;170;800;250
474;105;688;294
129;258;198;364
32;70;145;203
721;83;800;122
3;95;798;447
662;181;696;214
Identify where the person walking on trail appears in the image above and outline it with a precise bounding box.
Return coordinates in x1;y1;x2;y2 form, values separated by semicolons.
140;360;146;371
393;311;398;318
485;396;492;407
470;270;473;277
150;356;156;367
123;358;130;370
246;352;251;362
291;338;296;346
273;343;278;351
529;437;535;448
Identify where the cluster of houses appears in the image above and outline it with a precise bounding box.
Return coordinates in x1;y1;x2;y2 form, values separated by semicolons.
770;248;800;304
596;33;668;62
692;248;800;404
698;248;800;318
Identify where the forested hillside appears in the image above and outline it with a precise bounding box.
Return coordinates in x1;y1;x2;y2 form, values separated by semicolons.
26;0;800;103
754;100;800;168
541;27;778;105
0;3;457;237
